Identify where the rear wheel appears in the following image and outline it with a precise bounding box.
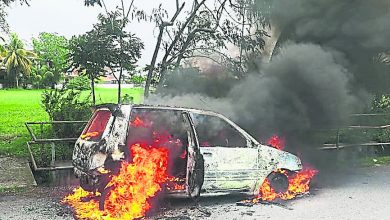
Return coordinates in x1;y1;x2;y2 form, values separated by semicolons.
267;172;289;194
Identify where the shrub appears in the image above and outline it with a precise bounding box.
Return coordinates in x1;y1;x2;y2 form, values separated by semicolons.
66;76;91;91
370;95;390;145
41;88;92;138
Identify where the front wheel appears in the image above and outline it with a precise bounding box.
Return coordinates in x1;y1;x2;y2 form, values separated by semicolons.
267;172;289;194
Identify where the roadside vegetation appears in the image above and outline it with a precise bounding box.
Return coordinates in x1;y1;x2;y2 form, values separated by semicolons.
361;156;390;167
0;88;143;157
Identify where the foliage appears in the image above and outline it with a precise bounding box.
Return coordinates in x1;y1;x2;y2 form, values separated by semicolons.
27;64;56;88
1;33;36;88
32;32;70;87
129;75;146;85
83;0;101;7
0;0;28;6
0;88;143;158
41;88;92;138
68;32;107;105
372;95;390;113
66;75;91;91
94;11;144;75
69;8;144;104
369;95;390;143
0;0;29;33
142;0;269;97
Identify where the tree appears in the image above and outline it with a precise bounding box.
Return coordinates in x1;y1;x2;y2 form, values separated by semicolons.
82;1;269;98
0;0;29;33
68;32;107;105
1;33;35;88
82;0;145;103
93;10;144;103
32;32;70;88
143;0;269;97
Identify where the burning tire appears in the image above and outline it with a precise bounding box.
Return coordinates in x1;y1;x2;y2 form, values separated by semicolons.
267;171;289;194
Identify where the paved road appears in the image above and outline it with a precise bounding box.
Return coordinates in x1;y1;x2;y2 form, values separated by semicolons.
1;165;389;220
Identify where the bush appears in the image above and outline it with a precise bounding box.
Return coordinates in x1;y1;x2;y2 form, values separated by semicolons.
129;75;146;86
66;76;91;91
370;95;390;143
41;88;92;138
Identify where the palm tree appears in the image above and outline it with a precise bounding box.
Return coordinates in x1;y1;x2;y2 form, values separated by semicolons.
1;33;35;88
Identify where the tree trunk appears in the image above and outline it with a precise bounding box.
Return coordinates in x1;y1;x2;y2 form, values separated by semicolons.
117;67;123;104
91;75;96;106
144;26;164;98
144;2;186;98
15;74;19;89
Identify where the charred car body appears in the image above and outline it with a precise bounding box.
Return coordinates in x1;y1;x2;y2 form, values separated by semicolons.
73;104;302;200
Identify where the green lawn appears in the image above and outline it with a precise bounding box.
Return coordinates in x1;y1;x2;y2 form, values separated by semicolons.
0;87;144;157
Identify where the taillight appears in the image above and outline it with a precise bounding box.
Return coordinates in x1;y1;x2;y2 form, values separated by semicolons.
81;109;111;141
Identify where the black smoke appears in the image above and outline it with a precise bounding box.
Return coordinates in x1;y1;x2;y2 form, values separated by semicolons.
268;0;390;92
147;0;390;168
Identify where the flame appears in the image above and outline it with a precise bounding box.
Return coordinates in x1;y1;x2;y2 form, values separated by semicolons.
81;132;99;140
267;135;285;150
165;177;186;191
259;167;318;201
62;143;169;220
131;116;146;127
63;113;189;219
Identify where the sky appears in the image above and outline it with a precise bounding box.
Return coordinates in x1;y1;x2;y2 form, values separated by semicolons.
6;0;177;67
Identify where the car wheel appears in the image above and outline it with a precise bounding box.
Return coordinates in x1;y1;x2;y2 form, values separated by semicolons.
79;175;96;192
267;171;289;194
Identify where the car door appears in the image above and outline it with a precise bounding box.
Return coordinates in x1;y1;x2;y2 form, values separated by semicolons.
190;112;259;191
182;112;204;197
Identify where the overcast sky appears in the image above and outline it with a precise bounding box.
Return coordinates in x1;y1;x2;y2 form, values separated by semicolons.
6;0;177;67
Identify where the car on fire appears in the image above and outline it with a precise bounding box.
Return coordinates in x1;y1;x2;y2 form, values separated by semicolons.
72;104;302;205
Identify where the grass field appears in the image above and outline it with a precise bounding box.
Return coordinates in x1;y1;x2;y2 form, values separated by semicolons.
0;88;144;157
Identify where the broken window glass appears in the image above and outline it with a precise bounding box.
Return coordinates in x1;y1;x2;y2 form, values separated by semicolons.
191;114;246;148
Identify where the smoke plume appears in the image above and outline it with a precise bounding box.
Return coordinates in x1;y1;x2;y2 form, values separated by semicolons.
147;0;390;167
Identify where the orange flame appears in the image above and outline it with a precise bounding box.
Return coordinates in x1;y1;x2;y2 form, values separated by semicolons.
62;143;169;220
131;116;146;127
267;135;285;150
81;132;99;140
259;167;318;201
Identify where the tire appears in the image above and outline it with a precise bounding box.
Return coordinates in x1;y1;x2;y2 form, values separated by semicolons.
267;171;289;194
79;175;96;192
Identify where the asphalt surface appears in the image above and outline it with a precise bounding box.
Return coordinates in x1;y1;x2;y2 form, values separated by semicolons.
0;165;389;220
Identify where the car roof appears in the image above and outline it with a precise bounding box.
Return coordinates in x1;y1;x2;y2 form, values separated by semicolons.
131;104;221;116
95;103;261;146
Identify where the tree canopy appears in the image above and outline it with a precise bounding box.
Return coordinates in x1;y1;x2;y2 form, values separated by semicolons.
1;33;36;88
32;32;70;87
68;11;144;104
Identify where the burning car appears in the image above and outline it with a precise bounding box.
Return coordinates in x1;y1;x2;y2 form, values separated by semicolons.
72;104;303;209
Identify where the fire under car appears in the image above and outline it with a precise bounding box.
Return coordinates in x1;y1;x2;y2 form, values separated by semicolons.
72;104;302;205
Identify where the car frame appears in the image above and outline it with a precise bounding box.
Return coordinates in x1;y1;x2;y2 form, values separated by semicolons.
72;104;302;199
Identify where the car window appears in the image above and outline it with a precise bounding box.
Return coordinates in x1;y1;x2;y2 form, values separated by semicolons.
80;109;111;141
191;113;247;148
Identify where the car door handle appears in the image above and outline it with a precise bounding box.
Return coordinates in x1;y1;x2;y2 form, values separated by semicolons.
203;152;212;155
